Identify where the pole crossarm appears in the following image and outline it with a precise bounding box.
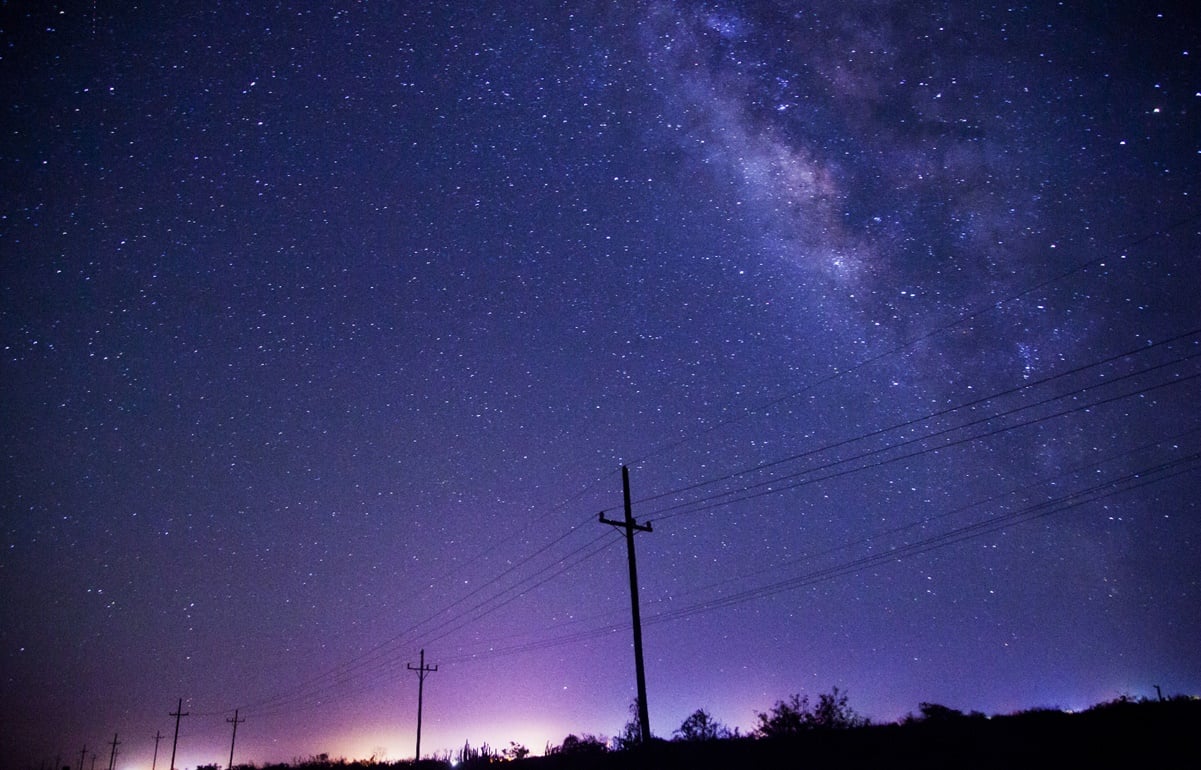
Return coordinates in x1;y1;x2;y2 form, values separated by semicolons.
598;512;653;532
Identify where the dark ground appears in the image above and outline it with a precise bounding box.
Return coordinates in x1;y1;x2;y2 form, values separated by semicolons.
511;697;1201;770
259;697;1200;770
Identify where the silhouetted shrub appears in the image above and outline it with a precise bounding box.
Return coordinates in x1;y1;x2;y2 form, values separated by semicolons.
611;698;643;750
548;734;608;756
673;708;731;741
755;693;811;737
754;686;866;737
811;687;869;729
455;740;498;767
502;742;530;761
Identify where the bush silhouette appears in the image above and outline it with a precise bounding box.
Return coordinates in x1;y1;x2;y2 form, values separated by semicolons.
754;686;866;737
673;708;730;741
547;733;607;756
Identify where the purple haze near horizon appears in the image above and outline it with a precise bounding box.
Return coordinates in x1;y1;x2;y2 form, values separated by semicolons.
3;1;1199;768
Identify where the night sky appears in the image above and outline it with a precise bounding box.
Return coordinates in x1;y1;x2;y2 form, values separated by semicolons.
3;1;1200;767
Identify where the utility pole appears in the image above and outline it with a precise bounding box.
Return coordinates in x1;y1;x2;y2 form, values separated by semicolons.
168;699;189;770
77;746;87;770
150;731;164;770
599;464;653;744
226;710;245;770
106;734;120;770
406;649;437;761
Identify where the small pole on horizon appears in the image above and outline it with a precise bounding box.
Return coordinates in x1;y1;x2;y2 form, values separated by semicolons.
168;699;189;770
226;709;245;770
407;649;438;761
150;731;164;770
106;734;120;770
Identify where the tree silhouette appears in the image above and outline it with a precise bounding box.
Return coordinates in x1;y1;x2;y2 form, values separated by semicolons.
613;698;643;750
903;701;983;724
549;734;607;756
502;741;529;761
755;693;811;737
811;686;868;729
673;708;730;741
754;687;866;737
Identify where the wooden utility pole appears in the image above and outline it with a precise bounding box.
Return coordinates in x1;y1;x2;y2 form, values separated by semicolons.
599;465;653;744
407;649;437;760
150;731;164;770
226;710;245;770
77;745;87;770
168;699;188;770
106;734;120;770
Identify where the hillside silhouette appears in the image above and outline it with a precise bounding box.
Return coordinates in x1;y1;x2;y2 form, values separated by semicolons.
224;694;1198;770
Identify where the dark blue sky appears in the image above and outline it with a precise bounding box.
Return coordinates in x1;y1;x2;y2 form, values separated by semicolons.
3;1;1199;767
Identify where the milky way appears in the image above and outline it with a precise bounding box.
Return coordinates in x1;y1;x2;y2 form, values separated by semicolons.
2;2;1199;767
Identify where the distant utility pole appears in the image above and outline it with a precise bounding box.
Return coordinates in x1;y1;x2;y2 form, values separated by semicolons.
106;734;120;770
150;731;164;770
168;699;189;770
407;649;438;761
77;745;88;770
226;710;245;770
599;464;653;745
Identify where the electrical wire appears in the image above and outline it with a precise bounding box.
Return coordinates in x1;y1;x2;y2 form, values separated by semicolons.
624;212;1201;471
632;328;1200;511
218;214;1201;718
642;350;1201;522
233;343;1199;718
434;448;1199;665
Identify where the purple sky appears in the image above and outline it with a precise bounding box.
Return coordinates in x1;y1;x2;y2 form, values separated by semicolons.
3;1;1199;768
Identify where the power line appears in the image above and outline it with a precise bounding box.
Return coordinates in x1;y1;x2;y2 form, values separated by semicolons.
656;368;1199;523
633;328;1200;510
644;354;1201;522
435;449;1198;664
625;211;1201;471
211;233;1199;722
226;464;625;718
641;453;1201;625
441;422;1201;667
241;528;624;720
236;352;1197;719
399;266;1201;678
649;427;1201;610
418;530;623;649
246;531;624;720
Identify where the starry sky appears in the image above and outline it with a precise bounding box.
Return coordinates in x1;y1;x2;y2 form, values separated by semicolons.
3;1;1200;767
